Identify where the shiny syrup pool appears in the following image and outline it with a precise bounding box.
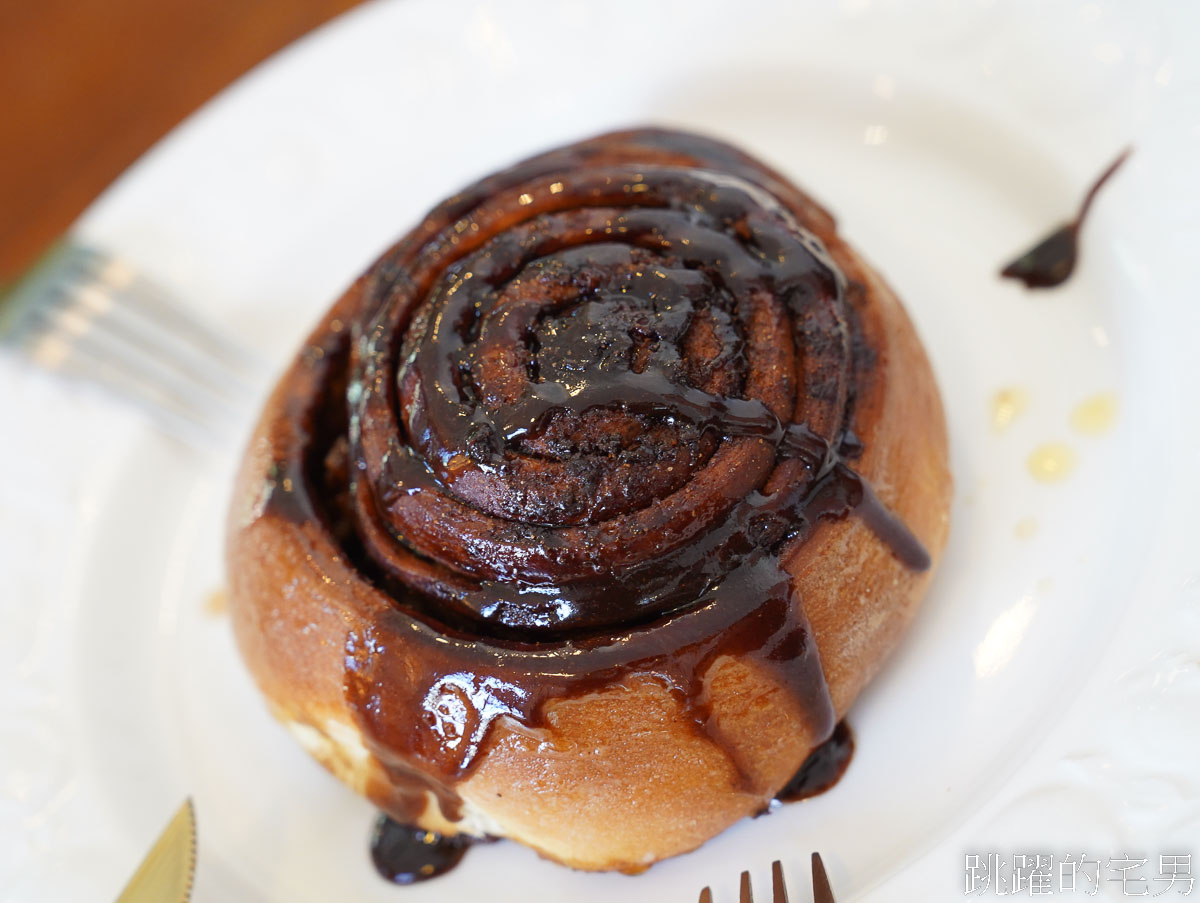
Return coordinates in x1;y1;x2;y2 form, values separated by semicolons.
775;720;855;803
370;815;474;884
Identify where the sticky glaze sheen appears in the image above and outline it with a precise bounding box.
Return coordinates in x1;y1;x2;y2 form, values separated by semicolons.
251;129;931;837
775;720;855;802
369;815;473;884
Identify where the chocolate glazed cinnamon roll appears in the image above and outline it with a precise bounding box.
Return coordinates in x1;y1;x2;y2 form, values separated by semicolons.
227;129;951;873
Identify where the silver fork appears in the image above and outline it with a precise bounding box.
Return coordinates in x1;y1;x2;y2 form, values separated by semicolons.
698;854;837;903
0;241;267;449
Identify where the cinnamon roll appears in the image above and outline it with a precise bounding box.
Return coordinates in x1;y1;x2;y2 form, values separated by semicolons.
226;128;951;873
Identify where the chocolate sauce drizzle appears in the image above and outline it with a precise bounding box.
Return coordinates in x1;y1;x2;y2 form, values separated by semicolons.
1000;148;1131;289
369;815;473;884
776;720;855;803
256;130;930;870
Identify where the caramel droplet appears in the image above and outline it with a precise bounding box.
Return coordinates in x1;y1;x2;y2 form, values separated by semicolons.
1027;443;1077;483
1070;392;1117;436
1014;517;1038;540
204;587;229;617
991;387;1030;433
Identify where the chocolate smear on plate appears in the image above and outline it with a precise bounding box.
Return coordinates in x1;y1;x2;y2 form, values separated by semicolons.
1000;148;1132;289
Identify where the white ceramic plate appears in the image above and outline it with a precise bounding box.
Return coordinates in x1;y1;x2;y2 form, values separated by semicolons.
3;1;1199;900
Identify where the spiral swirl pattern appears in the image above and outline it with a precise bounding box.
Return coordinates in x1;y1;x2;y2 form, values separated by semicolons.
242;129;930;805
355;163;859;635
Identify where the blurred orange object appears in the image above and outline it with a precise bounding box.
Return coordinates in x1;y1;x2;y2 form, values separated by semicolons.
0;0;361;283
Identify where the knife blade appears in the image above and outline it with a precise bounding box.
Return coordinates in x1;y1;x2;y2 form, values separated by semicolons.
114;799;196;903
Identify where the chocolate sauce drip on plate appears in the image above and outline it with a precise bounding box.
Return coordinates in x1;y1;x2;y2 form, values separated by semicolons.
369;815;473;884
1000;148;1131;289
775;720;855;803
255;129;932;854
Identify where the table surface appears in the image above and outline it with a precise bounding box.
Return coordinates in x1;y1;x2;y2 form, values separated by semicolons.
0;0;362;284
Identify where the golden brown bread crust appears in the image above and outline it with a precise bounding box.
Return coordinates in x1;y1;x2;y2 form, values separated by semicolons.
226;128;950;873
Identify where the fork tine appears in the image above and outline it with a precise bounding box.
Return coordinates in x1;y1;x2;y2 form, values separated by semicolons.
771;860;788;903
80;249;251;354
4;241;269;449
72;294;256;412
37;332;238;448
67;282;254;402
698;859;810;903
59;249;265;395
84;252;263;388
812;852;836;903
33;300;246;430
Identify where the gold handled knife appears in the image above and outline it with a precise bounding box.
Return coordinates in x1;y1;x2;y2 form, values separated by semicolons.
114;799;196;903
